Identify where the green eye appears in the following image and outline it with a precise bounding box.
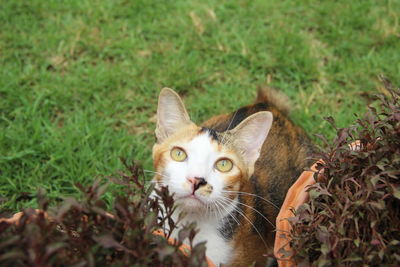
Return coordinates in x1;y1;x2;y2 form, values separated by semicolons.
215;158;233;172
170;147;187;162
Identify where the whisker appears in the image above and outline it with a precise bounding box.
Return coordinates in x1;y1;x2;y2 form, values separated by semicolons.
143;169;171;180
213;200;235;235
215;199;243;239
216;197;242;225
211;202;228;234
214;201;225;219
215;198;269;249
220;196;275;228
221;110;239;143
222;190;280;210
143;171;180;195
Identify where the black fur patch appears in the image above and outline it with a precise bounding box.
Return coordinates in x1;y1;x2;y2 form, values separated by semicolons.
225;107;249;130
200;127;219;141
217;197;242;240
254;102;268;111
226;102;269;131
202;103;270;133
266;258;279;267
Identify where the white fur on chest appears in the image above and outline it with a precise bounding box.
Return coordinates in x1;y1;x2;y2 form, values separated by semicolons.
151;189;234;265
171;212;233;265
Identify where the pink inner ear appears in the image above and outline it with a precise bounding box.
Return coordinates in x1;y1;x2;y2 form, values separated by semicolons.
156;88;193;141
233;112;273;165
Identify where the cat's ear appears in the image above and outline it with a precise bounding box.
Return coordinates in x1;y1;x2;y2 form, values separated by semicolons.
230;111;273;174
155;88;193;142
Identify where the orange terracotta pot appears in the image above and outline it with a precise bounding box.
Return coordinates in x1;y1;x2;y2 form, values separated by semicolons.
273;162;321;267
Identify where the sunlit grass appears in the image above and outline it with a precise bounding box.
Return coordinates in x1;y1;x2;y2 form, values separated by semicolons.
1;0;399;210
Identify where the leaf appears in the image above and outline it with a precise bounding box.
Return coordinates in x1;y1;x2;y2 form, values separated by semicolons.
320;243;330;255
0;250;25;261
156;245;176;259
94;234;123;249
342;254;362;262
45;242;66;257
371;239;380;245
393;187;400;200
178;226;192;242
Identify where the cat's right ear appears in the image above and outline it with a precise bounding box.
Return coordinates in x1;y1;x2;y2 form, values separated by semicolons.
155;88;193;143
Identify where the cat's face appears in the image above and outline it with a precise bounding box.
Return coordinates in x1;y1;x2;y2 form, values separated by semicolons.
152;88;273;215
153;125;245;211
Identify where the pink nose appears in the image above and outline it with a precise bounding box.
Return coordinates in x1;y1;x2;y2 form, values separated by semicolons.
187;177;207;192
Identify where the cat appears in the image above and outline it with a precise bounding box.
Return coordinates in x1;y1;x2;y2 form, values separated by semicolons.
152;88;313;266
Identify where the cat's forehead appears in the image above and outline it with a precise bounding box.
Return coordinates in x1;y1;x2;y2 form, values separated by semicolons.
162;125;218;146
182;130;239;162
186;130;220;154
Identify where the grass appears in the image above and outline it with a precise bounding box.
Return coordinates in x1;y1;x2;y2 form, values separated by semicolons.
1;0;399;211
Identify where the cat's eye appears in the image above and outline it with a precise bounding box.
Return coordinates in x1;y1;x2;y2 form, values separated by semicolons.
215;158;233;172
170;147;187;162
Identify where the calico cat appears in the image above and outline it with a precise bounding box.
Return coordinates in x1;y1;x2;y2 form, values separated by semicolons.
152;88;313;266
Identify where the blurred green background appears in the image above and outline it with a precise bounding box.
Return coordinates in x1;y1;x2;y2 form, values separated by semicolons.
1;0;399;210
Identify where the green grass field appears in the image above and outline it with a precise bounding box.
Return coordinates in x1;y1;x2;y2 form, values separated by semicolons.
1;0;399;211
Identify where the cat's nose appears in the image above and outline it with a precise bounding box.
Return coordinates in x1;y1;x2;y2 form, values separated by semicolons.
187;177;207;192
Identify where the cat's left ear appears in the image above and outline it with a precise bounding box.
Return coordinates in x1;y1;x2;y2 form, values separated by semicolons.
230;111;273;174
155;88;193;143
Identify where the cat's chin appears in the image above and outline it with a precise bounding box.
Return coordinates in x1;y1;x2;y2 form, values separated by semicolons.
175;195;207;211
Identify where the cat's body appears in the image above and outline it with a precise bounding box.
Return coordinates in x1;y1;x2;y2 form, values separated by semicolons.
152;88;313;266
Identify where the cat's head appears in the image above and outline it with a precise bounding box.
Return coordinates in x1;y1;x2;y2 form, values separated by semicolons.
152;88;273;215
